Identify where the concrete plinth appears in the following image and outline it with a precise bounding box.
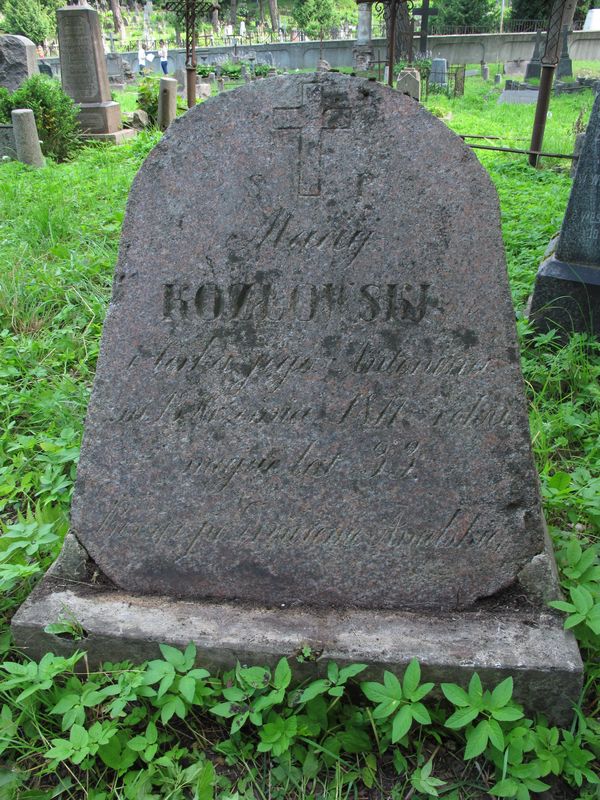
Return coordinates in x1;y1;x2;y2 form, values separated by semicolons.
11;535;583;726
81;128;137;145
79;101;122;134
11;109;44;167
157;77;177;131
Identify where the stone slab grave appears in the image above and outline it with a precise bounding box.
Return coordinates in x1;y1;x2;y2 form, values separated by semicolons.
498;89;539;104
12;73;582;723
56;5;135;145
528;91;600;337
0;35;37;92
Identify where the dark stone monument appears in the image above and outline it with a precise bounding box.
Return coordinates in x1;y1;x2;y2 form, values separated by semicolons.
12;74;582;722
524;30;542;80
0;124;17;159
56;5;135;144
0;34;37;92
528;93;600;337
557;26;573;79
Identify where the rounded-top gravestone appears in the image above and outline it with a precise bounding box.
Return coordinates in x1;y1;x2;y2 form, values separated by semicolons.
72;73;550;613
0;35;37;92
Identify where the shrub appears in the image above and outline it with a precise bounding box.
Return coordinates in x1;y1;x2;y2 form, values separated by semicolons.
3;0;52;43
136;75;161;125
219;61;242;79
0;75;80;162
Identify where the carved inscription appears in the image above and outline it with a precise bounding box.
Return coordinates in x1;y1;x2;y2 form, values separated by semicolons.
94;504;503;561
59;18;99;100
273;82;351;196
163;281;433;324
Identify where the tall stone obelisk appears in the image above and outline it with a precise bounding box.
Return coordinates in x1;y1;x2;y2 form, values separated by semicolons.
57;4;135;144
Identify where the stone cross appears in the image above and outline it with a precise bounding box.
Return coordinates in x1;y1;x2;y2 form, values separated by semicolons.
273;82;351;196
414;0;438;54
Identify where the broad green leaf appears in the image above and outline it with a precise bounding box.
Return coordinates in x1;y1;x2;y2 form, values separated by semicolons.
179;676;196;704
467;673;483;703
441;683;470;707
570;586;593;614
491;706;524;722
464;719;489;759
195;760;215;800
273;658;291;690
549;600;576;613
299;679;330;703
402;659;421;696
383;670;403;699
361;681;390;703
445;706;480;729
327;662;339;684
391;704;412;742
564;613;585;629
490;677;513;709
338;663;368;682
490;778;521;797
410;701;431;725
159;643;185;669
209;702;235;718
487;718;504;751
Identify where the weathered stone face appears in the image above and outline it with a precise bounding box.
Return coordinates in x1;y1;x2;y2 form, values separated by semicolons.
0;35;37;93
57;6;111;105
72;74;548;611
557;92;600;266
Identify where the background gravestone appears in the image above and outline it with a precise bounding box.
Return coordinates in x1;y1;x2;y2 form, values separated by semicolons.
56;5;134;144
0;35;37;92
529;92;600;337
12;74;582;722
0;124;17;159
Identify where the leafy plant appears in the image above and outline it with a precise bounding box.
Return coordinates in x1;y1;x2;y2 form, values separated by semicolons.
0;75;81;161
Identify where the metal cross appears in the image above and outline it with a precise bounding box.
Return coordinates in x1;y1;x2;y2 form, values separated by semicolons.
163;0;219;107
413;0;437;55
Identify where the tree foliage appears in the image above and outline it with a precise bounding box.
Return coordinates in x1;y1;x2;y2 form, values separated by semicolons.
510;0;593;22
2;0;52;43
0;75;80;160
433;0;499;31
292;0;335;36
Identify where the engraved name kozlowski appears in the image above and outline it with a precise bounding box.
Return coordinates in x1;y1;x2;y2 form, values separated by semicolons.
162;281;434;324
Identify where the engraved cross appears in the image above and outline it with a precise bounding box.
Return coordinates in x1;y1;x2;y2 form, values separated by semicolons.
273;82;352;197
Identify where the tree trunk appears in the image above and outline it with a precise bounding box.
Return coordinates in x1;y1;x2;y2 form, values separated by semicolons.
109;0;125;40
230;0;237;26
387;1;411;62
268;0;279;33
258;0;265;25
212;7;220;33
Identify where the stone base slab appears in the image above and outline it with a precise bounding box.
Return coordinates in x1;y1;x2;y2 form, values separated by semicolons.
11;537;582;726
81;128;137;145
528;255;600;337
78;101;122;134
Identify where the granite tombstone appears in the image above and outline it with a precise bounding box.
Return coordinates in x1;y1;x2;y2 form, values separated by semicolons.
429;57;447;85
529;92;600;337
0;35;37;92
13;73;582;721
57;5;134;144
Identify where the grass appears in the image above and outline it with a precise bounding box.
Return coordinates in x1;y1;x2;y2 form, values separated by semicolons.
0;76;598;799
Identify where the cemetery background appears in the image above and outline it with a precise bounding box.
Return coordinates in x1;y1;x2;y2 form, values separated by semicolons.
0;62;599;800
